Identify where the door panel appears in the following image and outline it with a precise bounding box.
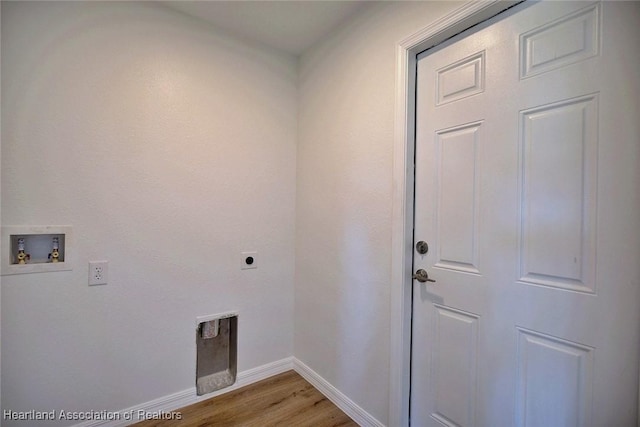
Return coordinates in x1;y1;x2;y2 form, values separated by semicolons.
435;122;482;275
519;4;600;79
411;2;640;426
515;327;594;427
518;95;598;293
432;304;480;427
436;51;486;106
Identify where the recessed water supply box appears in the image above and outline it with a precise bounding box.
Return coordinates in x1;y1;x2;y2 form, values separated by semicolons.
1;226;73;275
196;312;238;396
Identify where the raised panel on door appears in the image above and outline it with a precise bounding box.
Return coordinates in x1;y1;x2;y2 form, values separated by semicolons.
515;327;594;427
435;122;482;275
430;305;479;427
518;94;598;293
437;51;486;106
519;4;600;79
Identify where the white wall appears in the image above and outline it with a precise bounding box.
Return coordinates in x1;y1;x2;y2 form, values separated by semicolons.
1;2;296;425
295;2;463;424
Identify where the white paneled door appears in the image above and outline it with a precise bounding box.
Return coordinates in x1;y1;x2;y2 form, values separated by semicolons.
411;2;640;426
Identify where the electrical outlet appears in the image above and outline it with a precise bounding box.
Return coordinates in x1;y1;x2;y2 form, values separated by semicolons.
89;261;108;285
241;252;257;270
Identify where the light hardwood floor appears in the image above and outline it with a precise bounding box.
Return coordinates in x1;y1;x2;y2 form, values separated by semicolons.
133;370;358;427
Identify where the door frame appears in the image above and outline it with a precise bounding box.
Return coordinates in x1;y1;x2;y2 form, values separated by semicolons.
389;2;522;425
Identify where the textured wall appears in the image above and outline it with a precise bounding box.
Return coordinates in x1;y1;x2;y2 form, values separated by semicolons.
1;2;296;424
295;2;463;424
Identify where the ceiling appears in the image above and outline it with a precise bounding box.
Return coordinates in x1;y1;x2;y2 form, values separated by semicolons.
162;1;371;56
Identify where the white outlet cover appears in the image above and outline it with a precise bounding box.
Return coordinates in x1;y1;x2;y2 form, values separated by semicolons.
241;252;257;270
89;260;108;285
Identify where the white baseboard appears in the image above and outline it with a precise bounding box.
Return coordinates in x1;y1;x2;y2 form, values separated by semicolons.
292;358;385;427
72;357;294;427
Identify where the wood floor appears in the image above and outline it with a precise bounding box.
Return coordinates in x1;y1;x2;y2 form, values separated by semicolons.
133;370;358;427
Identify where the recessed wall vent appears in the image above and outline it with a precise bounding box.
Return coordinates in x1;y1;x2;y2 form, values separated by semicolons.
196;312;238;395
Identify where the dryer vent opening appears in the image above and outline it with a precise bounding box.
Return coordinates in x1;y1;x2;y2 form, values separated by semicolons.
196;313;238;395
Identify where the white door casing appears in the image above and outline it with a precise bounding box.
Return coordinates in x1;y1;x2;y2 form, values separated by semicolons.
410;2;640;426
